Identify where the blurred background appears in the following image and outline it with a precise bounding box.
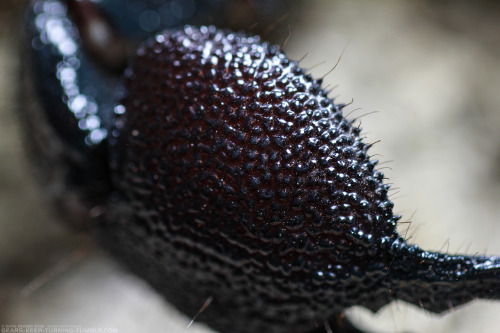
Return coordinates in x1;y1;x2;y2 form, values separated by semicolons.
1;1;500;332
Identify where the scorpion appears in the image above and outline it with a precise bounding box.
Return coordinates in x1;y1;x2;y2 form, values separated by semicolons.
8;0;500;332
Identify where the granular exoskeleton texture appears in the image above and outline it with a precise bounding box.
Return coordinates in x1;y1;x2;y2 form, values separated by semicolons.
96;26;500;333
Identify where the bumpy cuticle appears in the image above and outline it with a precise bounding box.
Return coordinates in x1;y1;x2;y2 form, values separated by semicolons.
24;2;500;331
97;26;500;333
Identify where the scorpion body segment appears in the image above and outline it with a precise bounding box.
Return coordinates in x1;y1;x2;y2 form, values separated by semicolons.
21;1;500;332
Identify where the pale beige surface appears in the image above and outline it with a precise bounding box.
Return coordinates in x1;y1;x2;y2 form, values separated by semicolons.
1;1;500;332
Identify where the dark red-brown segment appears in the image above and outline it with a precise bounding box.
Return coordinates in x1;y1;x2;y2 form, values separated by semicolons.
97;26;500;333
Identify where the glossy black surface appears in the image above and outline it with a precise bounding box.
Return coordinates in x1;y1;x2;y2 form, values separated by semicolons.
99;26;500;333
22;0;294;229
22;0;119;228
22;1;500;333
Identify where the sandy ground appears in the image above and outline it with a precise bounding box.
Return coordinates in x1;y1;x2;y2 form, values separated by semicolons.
2;1;500;332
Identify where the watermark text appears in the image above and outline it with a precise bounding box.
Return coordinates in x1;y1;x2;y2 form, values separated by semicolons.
1;325;118;333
